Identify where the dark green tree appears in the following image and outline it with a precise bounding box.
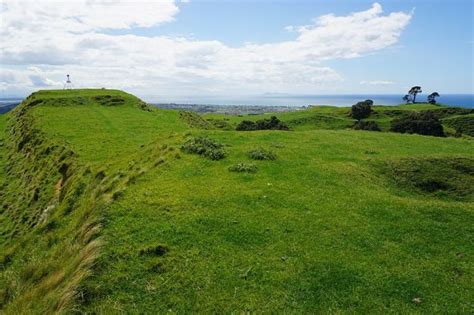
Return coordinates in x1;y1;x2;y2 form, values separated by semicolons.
351;100;373;120
408;86;422;103
427;92;440;104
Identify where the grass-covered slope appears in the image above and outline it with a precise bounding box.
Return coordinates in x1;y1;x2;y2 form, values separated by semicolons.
203;103;474;135
1;89;473;313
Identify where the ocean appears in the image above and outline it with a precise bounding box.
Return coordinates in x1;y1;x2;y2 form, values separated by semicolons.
1;94;473;111
163;94;474;108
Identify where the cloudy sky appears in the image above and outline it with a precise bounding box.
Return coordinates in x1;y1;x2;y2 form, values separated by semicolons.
0;0;472;101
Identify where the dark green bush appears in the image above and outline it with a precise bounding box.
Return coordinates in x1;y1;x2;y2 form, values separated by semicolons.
236;116;289;131
390;112;444;137
236;120;257;131
181;136;226;160
228;162;258;173
353;120;381;131
351;101;373;120
248;147;277;160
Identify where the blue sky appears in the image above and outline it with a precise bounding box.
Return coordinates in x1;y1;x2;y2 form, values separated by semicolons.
0;0;472;100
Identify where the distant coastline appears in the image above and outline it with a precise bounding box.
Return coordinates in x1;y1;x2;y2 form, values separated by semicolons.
1;94;473;114
147;94;474;108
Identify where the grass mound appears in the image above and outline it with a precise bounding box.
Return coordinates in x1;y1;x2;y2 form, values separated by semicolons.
247;147;277;160
286;114;353;130
228;162;257;173
380;157;474;200
443;115;474;137
0;90;171;313
179;111;212;129
181;136;226;160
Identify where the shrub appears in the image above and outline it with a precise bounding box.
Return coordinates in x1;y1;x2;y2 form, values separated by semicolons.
228;162;258;173
390;112;444;137
181;137;226;160
351;100;373;120
353;120;381;131
236;116;289;131
236;120;257;131
248;147;277;160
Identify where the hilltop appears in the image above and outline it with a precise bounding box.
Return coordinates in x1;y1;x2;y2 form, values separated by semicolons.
0;89;473;313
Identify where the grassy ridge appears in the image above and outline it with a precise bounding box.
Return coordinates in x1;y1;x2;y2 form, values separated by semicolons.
1;90;473;313
202;103;473;134
0;91;171;313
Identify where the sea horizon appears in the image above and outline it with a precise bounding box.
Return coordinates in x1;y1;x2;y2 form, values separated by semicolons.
141;93;474;108
1;93;473;109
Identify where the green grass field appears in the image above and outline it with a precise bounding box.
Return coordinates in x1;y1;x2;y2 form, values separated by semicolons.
1;89;473;313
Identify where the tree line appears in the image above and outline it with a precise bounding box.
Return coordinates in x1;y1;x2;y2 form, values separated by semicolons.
403;86;440;104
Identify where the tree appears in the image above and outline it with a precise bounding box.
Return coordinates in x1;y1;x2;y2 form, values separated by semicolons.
351;100;373;120
408;86;422;103
427;92;440;104
402;94;412;104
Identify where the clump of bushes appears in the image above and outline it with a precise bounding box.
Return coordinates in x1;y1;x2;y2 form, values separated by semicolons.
351;100;373;120
390;112;444;137
181;136;226;160
247;147;277;160
228;162;258;173
236;116;289;131
353;120;381;131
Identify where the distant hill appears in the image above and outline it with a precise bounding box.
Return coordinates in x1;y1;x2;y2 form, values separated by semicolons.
1;89;472;313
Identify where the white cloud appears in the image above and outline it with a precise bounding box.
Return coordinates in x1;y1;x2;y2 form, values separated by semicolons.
28;66;62;87
360;80;396;85
0;1;412;97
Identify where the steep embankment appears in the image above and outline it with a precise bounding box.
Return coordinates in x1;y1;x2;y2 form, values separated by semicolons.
0;90;165;313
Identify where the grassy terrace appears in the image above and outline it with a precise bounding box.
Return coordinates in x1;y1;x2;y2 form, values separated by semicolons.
1;89;473;313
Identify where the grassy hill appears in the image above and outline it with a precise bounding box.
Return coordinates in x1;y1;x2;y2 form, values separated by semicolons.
0;89;473;313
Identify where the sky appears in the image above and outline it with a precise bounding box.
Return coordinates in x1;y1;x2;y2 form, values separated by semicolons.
0;0;473;102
